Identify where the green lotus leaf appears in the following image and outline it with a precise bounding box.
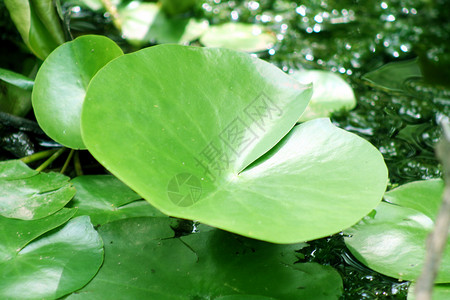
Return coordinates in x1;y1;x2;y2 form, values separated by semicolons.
0;215;104;300
68;217;343;299
119;2;208;46
200;23;276;52
0;208;75;261
81;44;387;243
408;283;450;300
362;58;422;93
345;179;449;282
32;35;123;149
291;70;356;122
0;160;76;220
70;175;166;226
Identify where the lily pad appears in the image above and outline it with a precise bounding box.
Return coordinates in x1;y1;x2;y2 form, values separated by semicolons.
81;44;388;243
70;175;166;226
119;2;208;46
291;70;356;122
68;217;343;299
344;179;449;282
200;23;276;52
362;58;422;93
32;35;123;149
0;215;104;300
0;160;76;220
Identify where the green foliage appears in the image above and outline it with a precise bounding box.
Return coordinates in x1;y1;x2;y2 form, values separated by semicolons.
67;217;343;299
345;179;449;282
0;160;75;220
119;2;208;46
200;23;276;52
70;175;166;226
0;67;34;116
32;35;123;149
291;70;356;122
4;0;65;60
362;59;422;94
0;214;104;299
80;43;387;243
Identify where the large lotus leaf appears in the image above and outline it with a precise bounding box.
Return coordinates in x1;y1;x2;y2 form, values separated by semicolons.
70;175;166;226
0;160;76;220
81;44;387;243
344;179;449;282
68;217;343;299
362;58;422;93
200;23;276;52
0;215;104;300
32;35;123;149
408;283;450;300
119;2;208;46
291;70;356;122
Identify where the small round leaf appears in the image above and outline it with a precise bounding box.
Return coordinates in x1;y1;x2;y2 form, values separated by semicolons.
32;35;123;149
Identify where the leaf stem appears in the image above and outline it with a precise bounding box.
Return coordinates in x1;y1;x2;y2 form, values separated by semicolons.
74;150;83;176
60;149;75;174
36;147;67;172
20;149;58;164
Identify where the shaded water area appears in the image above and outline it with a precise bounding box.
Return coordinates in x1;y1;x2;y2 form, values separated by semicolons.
1;0;449;298
201;0;449;298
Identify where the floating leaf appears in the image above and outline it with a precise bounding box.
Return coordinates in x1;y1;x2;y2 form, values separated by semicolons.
362;58;422;93
32;35;123;149
200;23;276;52
0;215;104;300
68;217;343;299
119;2;208;46
291;70;356;122
70;175;166;226
81;44;387;243
0;160;76;220
345;179;449;282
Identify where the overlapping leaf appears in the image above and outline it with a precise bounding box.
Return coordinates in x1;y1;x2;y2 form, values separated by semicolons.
68;217;343;299
70;175;166;226
0;214;104;300
291;70;356;122
345;179;449;282
0;160;75;220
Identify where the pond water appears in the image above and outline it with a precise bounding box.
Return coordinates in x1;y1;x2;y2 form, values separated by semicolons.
201;0;448;298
